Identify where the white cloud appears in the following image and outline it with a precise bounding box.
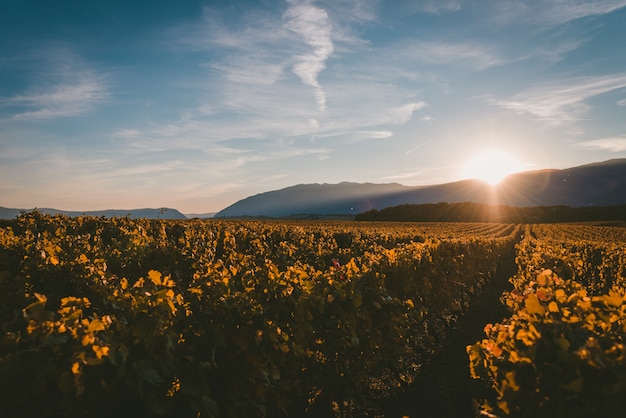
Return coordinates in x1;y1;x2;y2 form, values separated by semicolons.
379;171;424;181
536;0;626;25
485;0;626;27
356;130;393;139
210;57;285;85
7;74;108;120
386;102;428;124
402;40;506;71
404;141;431;155
408;0;461;14
492;74;626;124
111;129;142;139
284;0;334;111
580;136;626;152
175;7;292;88
530;38;588;64
320;0;378;24
1;48;108;120
175;1;342;111
618;98;626;106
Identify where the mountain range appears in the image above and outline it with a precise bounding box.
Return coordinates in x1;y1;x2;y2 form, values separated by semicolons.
3;159;625;220
0;207;187;220
215;159;626;218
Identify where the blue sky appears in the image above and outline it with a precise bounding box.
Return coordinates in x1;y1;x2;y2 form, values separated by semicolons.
1;0;626;214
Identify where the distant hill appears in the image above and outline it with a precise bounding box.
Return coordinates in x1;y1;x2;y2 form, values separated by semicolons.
215;159;626;218
216;182;413;218
184;212;217;219
0;207;187;220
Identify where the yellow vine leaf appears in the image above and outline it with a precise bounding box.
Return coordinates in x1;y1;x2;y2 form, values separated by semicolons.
601;289;624;307
71;362;81;375
81;334;95;346
504;371;520;391
148;270;162;286
516;324;541;346
92;345;110;359
87;319;105;333
525;293;545;316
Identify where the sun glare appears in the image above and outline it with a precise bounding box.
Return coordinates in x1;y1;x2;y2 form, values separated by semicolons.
462;149;525;185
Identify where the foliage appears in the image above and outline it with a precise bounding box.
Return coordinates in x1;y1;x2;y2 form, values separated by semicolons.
469;224;626;417
0;213;519;417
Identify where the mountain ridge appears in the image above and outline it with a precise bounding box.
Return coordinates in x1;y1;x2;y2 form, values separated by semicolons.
215;159;626;218
0;207;187;220
3;159;626;220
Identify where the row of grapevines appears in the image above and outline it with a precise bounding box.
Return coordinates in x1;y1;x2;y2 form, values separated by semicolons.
468;224;626;417
1;212;519;417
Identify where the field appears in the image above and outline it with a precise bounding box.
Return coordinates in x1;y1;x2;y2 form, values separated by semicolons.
1;213;626;417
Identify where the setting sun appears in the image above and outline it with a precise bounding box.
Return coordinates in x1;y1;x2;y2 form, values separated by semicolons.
462;149;526;185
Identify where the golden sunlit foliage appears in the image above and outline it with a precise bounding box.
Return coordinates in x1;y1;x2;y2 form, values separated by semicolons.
469;224;626;417
4;212;626;417
0;212;520;417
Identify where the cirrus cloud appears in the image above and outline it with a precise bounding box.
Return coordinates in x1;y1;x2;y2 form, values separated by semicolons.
284;0;334;111
1;47;109;120
492;73;626;124
580;136;626;152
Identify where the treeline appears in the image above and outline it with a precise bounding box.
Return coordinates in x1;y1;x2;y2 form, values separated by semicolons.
354;202;626;223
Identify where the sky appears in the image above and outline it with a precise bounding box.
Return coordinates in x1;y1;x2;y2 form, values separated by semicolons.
1;0;626;214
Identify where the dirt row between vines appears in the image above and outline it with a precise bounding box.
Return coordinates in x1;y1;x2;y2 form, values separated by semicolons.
384;252;518;418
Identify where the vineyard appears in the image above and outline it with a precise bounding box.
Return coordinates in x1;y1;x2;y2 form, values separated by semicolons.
468;223;626;417
1;213;625;417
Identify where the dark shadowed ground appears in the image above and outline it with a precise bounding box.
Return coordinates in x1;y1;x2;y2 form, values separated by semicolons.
385;258;517;418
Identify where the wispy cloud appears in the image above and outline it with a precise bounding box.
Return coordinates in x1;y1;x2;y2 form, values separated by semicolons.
534;0;626;25
580;136;626;152
6;74;108;120
284;0;334;111
386;102;428;123
618;98;626;106
485;0;626;27
404;140;431;155
406;0;461;14
379;171;424;181
356;130;393;140
492;73;626;124
176;6;291;88
401;40;506;71
162;0;431;148
210;57;285;85
1;49;108;120
174;1;342;111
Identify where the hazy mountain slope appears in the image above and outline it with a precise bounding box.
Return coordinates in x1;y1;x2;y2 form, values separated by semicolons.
215;159;626;217
215;182;414;217
497;159;626;206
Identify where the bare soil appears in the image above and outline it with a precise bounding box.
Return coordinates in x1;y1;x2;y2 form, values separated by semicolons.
384;258;516;418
